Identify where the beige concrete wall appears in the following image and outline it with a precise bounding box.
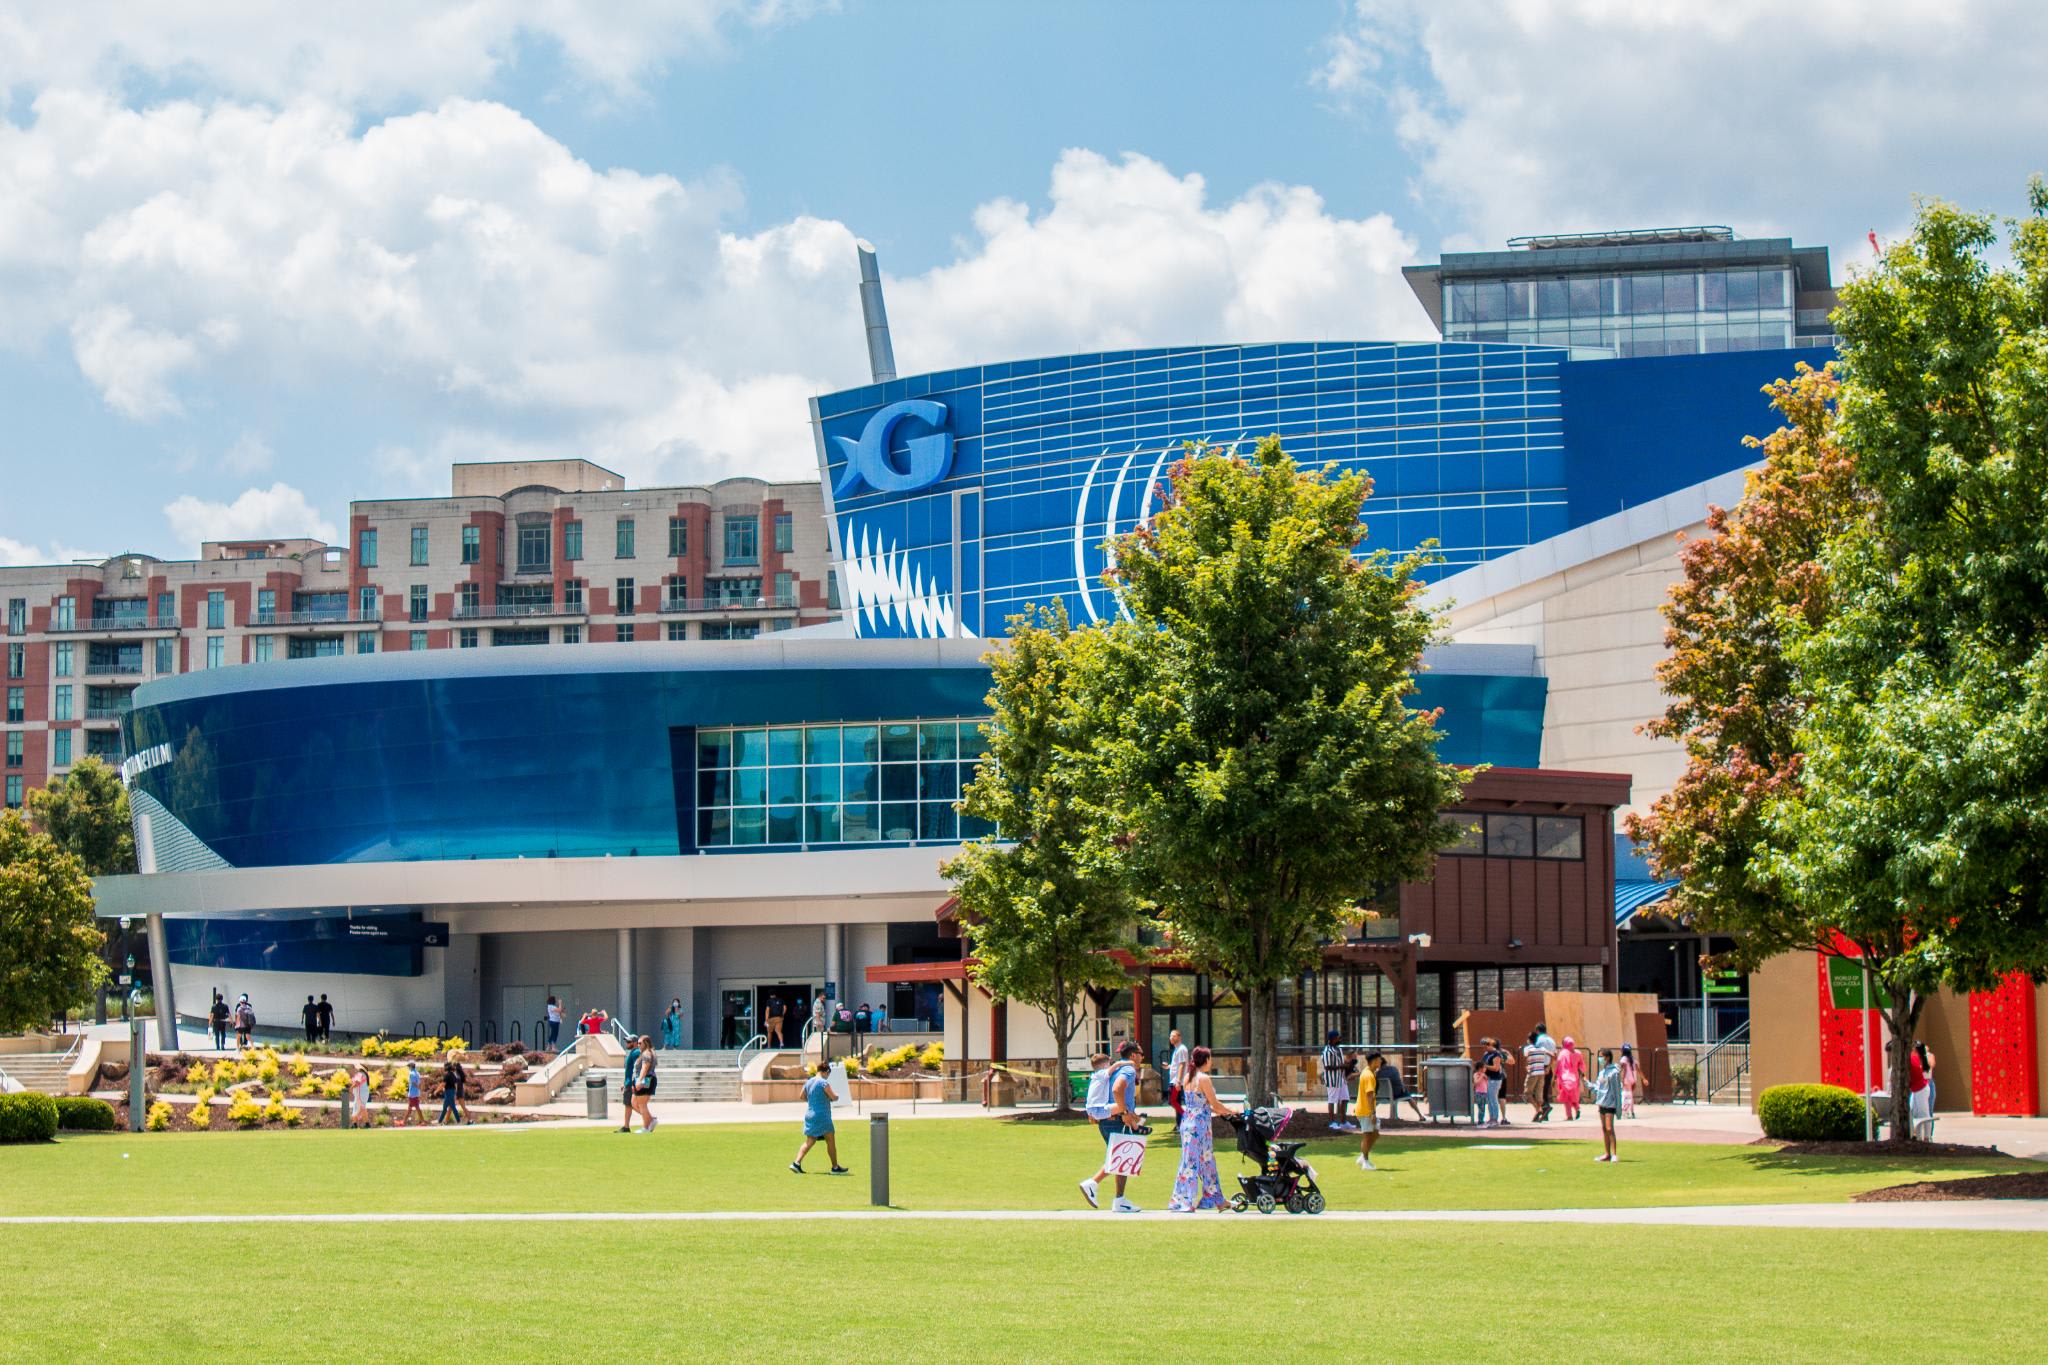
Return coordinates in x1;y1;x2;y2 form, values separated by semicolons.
1747;951;1820;1102
453;460;624;497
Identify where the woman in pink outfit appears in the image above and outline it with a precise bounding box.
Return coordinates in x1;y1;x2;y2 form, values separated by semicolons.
1552;1037;1586;1121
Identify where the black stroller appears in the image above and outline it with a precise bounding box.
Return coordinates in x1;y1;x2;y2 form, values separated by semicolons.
1228;1104;1326;1215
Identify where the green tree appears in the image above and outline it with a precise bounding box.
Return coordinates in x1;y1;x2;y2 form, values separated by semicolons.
0;810;108;1032
942;602;1134;1115
1767;184;2048;1138
26;755;135;876
1090;439;1468;1103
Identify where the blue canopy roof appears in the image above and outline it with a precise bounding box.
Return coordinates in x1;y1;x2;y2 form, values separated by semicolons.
1615;878;1680;925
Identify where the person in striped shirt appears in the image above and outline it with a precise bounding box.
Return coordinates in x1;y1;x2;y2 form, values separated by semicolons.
1319;1030;1355;1132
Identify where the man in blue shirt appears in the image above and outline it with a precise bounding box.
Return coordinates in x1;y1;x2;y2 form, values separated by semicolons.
1079;1041;1148;1212
619;1037;641;1132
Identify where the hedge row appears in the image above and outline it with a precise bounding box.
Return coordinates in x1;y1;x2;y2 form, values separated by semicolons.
0;1092;59;1143
1757;1083;1868;1141
55;1096;117;1131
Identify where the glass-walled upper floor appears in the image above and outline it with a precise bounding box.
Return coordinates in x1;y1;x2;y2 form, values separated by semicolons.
1444;266;1797;357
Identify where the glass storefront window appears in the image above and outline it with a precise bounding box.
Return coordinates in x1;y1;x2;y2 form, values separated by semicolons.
695;718;990;848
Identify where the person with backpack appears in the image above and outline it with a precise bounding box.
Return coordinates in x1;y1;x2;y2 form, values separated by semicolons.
234;995;255;1049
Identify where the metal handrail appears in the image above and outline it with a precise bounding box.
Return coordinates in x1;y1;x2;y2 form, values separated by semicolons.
1699;1021;1751;1103
735;1033;769;1072
659;595;799;615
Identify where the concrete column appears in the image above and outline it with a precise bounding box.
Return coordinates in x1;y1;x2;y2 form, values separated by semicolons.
444;933;482;1044
617;927;635;1034
824;923;843;1004
145;912;178;1050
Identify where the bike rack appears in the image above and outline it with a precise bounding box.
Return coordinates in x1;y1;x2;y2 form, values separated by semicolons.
413;1020;428;1038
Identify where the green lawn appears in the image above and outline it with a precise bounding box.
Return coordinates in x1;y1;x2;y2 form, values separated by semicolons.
0;1118;2025;1217
1;1221;2038;1362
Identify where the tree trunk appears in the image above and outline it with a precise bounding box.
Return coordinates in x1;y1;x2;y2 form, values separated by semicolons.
1050;1015;1076;1116
1245;981;1279;1107
1883;990;1925;1146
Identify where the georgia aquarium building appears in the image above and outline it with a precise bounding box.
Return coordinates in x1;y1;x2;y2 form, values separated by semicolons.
101;226;1835;1056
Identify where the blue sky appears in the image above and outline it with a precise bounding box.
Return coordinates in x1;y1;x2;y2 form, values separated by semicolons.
1;0;2042;563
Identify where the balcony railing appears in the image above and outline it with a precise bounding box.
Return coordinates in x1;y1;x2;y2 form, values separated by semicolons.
658;595;799;614
452;602;583;620
46;615;178;634
85;702;133;721
83;661;145;676
252;611;382;627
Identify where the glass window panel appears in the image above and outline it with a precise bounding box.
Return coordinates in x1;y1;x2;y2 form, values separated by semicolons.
920;762;960;803
1485;813;1535;857
1535;279;1569;316
1448;282;1475;323
768;766;802;805
959;723;990;760
919;722;958;761
805;765;842;802
1726;270;1759;308
768;805;801;844
731;808;766;846
879;723;917;762
1505;280;1533;317
1441;812;1483;854
1629;274;1663;314
1699;322;1729;352
842;802;880;842
731;729;768;767
698;808;730;847
842;725;879;763
804;726;842;765
806;805;842;843
1664;273;1696;312
698;769;730;806
732;768;766;806
919;803;958;841
1568;277;1603;317
1756;267;1787;308
842;763;878;801
960;814;997;840
767;726;803;767
698;729;732;769
1702;271;1728;309
880;764;918;803
1473;281;1506;322
881;802;918;840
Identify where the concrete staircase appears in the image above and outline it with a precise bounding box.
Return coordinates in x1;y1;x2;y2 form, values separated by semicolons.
0;1053;75;1094
587;1049;743;1104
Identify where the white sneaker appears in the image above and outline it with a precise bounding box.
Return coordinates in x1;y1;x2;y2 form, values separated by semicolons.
1356;1156;1375;1171
1112;1197;1141;1213
1079;1178;1099;1209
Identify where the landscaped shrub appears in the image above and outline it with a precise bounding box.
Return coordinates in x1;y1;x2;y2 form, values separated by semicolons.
227;1092;264;1129
184;1060;211;1089
1671;1063;1698;1099
504;1042;527;1057
918;1042;944;1070
1758;1083;1868;1142
145;1100;174;1132
189;1098;214;1129
0;1092;60;1143
54;1097;117;1131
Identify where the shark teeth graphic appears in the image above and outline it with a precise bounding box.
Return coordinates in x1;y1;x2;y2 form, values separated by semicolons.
840;521;976;640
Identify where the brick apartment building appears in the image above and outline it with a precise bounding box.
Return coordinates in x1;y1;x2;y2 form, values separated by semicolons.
0;461;836;806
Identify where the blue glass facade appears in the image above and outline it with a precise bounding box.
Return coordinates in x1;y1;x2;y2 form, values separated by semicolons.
812;340;1828;641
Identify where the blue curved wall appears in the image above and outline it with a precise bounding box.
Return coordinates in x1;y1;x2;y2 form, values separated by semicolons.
121;647;1544;870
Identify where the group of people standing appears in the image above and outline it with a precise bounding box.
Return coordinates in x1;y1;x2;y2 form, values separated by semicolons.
207;992;258;1050
299;994;336;1045
618;1034;661;1134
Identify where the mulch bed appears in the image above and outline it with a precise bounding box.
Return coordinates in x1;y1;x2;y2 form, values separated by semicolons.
111;1099;541;1132
1752;1137;2007;1158
1855;1172;2048;1203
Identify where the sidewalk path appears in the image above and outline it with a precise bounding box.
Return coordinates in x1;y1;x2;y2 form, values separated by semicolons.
5;1201;2044;1231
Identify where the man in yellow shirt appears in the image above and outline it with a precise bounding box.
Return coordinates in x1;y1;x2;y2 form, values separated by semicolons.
1355;1053;1383;1171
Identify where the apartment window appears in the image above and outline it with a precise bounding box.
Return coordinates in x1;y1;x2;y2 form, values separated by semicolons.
616;517;636;558
461;525;481;564
5;599;23;635
358;528;378;567
458;628;479;649
53;685;71;721
206;591;225;630
356;586;376;620
52;729;71;768
5;731;21;766
714;576;762;606
517;523;551;572
252;636;273;663
458;583;480;617
826;570;840;611
4;776;20;807
615;578;636;615
723;514;759;565
562;625;582;644
205;636;224;669
253;589;273;624
564;579;585;612
154;639;174;675
668;516;689;557
617;623;639;643
701;621;759;641
664;575;689;611
564;520;583;561
55;596;76;631
775;571;796;607
667;622;689;641
54;643;72;677
410;631;428;652
409;585;428;623
356;633;376;654
5;688;23;723
156;592;174;625
773;513;793;553
4;645;19;679
411;525;431;566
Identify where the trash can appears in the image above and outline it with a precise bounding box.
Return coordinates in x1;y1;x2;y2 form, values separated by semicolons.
585;1075;607;1120
1423;1057;1473;1124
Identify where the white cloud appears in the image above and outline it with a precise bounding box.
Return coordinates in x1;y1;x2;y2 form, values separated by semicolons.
1319;0;2048;258
220;430;273;476
163;483;339;549
0;1;820;109
0;536;104;567
0;93;1430;491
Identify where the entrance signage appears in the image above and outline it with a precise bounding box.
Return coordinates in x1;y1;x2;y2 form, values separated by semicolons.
832;400;953;498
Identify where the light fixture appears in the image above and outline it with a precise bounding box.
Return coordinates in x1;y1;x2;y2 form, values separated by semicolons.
1506;938;1523;951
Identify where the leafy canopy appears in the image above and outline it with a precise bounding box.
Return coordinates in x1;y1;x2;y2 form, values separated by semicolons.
26;754;135;877
0;809;108;1032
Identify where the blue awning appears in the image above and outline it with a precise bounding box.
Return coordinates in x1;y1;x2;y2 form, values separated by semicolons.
1615;878;1680;925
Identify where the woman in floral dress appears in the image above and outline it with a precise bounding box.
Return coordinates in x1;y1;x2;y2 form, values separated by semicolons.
1169;1046;1229;1212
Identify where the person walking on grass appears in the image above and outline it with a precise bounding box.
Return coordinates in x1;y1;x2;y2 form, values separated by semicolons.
790;1060;847;1174
1168;1046;1228;1212
1356;1054;1387;1170
1080;1041;1148;1213
1320;1030;1355;1132
1165;1028;1190;1124
400;1060;424;1126
633;1035;660;1135
1589;1048;1623;1162
620;1034;643;1132
438;1049;469;1125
